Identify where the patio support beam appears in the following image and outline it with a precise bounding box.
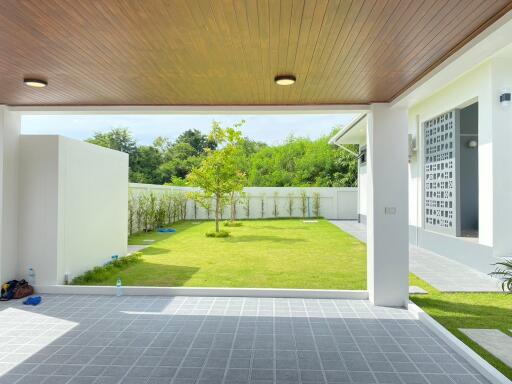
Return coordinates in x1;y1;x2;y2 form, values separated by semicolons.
366;103;409;307
0;106;20;283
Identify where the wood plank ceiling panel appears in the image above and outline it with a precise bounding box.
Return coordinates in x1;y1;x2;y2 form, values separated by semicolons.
0;0;510;106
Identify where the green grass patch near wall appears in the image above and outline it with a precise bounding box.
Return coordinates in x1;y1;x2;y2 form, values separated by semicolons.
71;253;143;285
81;219;367;289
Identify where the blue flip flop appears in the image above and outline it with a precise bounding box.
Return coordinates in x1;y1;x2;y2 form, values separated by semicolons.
23;296;42;306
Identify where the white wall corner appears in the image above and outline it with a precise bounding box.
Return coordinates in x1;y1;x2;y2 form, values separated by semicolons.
18;135;129;285
0;106;21;283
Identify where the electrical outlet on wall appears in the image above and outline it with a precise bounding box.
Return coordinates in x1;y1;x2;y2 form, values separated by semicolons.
384;207;397;215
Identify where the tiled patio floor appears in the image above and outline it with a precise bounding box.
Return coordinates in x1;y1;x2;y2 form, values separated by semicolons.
0;295;489;384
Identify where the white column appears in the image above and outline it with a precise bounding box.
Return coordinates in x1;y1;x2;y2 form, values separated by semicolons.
367;104;409;307
0;106;21;283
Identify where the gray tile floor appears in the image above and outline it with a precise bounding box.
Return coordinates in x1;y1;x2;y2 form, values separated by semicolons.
0;295;489;384
329;220;502;292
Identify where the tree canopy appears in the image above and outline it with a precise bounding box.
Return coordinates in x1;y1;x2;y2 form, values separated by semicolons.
85;124;358;188
187;121;246;232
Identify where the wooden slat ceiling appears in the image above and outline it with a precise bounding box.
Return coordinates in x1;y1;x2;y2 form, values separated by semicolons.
0;0;511;106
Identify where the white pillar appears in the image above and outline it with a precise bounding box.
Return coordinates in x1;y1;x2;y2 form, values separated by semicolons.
0;106;21;283
367;103;409;307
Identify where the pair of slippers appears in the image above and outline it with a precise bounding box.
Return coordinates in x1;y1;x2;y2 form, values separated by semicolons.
158;228;176;233
23;296;41;306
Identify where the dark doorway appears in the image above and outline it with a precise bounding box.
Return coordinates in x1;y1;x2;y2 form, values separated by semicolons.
459;102;479;238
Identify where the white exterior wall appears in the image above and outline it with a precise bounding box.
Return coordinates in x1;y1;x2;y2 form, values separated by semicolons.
408;62;493;247
18;136;60;285
407;49;512;265
0;107;20;283
490;53;512;256
130;184;358;222
19;135;128;285
57;137;129;282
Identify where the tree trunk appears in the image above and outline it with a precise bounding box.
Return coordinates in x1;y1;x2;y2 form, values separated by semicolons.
215;194;220;232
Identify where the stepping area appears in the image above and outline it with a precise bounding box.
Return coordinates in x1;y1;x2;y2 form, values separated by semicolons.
459;329;512;368
0;295;490;384
330;220;502;292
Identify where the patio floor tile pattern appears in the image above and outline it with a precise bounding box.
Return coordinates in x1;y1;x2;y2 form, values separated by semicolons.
0;295;490;384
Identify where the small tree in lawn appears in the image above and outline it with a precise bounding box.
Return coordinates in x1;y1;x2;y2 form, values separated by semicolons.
128;191;135;235
312;192;321;218
273;191;279;218
187;121;246;234
228;191;243;223
188;191;214;220
300;190;308;218
287;192;294;217
241;192;250;219
136;192;149;231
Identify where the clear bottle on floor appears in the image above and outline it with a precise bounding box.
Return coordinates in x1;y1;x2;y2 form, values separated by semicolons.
28;267;35;286
116;277;122;297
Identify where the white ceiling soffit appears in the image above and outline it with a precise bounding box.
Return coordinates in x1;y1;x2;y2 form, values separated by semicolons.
392;10;512;108
329;113;367;146
9;104;370;116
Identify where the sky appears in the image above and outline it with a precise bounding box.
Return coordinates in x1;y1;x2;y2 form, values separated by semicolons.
21;113;356;146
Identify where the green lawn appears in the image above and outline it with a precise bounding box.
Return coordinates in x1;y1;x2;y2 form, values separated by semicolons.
118;219;367;289
410;277;512;380
79;218;511;378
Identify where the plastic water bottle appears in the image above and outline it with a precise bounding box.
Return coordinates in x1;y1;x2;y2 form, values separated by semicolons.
28;267;35;286
116;277;122;297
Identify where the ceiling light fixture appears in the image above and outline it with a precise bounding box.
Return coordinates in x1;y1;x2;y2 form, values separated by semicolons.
274;75;296;86
23;78;47;88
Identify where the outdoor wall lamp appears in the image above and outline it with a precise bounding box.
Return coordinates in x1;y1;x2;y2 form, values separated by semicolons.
274;75;296;86
23;78;47;88
499;89;511;107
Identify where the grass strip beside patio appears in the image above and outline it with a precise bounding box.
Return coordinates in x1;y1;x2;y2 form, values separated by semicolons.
410;276;512;380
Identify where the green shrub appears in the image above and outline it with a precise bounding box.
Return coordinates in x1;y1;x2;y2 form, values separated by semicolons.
490;258;512;292
71;253;143;285
224;221;242;227
205;230;230;238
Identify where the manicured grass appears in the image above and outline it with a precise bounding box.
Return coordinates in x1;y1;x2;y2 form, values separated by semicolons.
86;219;367;289
410;276;512;380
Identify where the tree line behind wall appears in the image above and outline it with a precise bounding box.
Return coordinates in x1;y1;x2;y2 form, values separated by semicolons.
86;126;358;187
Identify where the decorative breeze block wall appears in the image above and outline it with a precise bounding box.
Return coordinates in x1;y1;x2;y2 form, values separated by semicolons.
423;110;460;236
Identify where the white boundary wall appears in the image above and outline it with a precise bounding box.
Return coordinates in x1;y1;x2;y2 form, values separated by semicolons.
129;184;358;221
19;135;129;285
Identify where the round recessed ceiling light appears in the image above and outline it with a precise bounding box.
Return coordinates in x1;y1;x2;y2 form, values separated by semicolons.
23;78;47;88
274;75;296;86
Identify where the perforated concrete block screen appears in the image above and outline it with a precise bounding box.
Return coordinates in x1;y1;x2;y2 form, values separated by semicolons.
424;110;460;236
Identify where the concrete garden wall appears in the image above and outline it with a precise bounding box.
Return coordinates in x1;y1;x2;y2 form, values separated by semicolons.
18;135;128;285
129;184;358;232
